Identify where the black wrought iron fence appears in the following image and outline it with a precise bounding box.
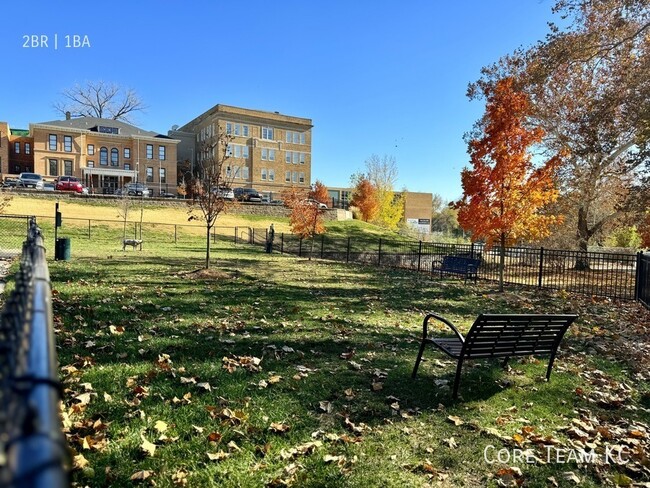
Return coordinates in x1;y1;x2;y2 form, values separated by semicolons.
248;230;641;302
0;218;68;487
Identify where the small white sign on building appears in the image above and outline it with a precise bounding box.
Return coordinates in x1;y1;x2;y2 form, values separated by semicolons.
407;218;430;234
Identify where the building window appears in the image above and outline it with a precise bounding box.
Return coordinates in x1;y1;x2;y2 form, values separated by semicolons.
292;171;298;183
261;168;267;180
226;122;232;135
226;166;232;178
241;166;249;180
261;148;268;160
160;168;166;184
285;131;306;144
285;171;291;182
146;144;153;159
13;142;20;154
242;125;249;137
269;169;275;181
87;144;94;155
124;163;131;170
234;124;240;136
124;148;131;159
87;160;94;168
146;167;153;182
64;135;73;152
111;148;119;166
64;160;73;175
100;147;108;166
234;145;241;158
49;134;57;151
49;159;58;176
233;165;241;179
242;145;249;158
261;127;274;140
269;149;275;161
299;172;305;183
300;153;306;164
159;146;166;160
25;143;31;155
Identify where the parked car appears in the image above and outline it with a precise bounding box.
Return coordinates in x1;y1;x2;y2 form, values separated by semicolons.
234;188;263;202
2;177;17;188
212;187;235;201
55;175;85;193
17;172;44;189
43;182;56;191
307;199;328;209
117;182;151;197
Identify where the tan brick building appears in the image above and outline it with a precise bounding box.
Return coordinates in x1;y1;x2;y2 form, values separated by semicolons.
28;116;179;194
174;104;313;200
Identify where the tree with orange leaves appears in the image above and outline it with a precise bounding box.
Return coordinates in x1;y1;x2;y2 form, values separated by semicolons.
455;77;563;291
309;180;330;207
281;186;326;259
350;174;379;222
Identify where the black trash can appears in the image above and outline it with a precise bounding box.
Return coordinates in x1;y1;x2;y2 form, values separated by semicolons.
55;237;71;261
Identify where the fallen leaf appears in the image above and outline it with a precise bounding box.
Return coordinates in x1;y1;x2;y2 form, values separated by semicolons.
130;470;153;481
447;415;464;426
154;420;168;433
207;451;230;461
140;434;157;456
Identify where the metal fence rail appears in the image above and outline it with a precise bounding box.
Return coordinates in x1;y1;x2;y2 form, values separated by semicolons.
638;253;650;310
0;218;68;487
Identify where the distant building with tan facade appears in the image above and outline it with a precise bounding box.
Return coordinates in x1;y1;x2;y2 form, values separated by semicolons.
173;104;313;199
12;116;179;194
328;187;433;232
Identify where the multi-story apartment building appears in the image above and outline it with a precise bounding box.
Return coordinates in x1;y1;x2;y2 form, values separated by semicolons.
173;104;313;199
24;115;179;194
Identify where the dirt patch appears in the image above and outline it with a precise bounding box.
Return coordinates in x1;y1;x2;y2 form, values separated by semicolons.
177;268;234;281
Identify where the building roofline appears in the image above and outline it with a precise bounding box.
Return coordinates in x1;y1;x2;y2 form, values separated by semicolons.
179;103;313;131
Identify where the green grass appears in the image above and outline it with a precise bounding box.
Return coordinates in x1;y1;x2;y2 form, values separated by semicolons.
23;226;650;487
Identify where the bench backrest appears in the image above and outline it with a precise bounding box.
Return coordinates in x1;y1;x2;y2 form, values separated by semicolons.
441;255;481;271
461;314;577;359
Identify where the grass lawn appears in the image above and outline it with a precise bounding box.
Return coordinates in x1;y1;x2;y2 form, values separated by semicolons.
42;229;650;487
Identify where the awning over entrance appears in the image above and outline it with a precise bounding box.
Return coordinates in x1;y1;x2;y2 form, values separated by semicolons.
81;167;137;178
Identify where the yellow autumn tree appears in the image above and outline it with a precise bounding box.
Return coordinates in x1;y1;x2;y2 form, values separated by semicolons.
455;77;563;291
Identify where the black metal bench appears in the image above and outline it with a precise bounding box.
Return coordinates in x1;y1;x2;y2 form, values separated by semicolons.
437;255;480;283
412;313;578;399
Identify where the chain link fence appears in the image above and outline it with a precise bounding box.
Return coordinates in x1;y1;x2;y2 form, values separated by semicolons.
0;218;68;487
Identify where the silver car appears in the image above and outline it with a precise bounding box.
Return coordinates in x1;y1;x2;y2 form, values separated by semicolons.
17;172;44;189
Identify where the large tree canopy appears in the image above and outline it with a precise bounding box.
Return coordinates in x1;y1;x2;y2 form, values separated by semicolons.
54;80;145;122
469;0;650;256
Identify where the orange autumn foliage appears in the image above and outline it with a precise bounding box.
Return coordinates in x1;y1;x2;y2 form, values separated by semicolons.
309;180;329;206
281;186;326;240
350;177;379;222
640;214;650;249
455;77;563;248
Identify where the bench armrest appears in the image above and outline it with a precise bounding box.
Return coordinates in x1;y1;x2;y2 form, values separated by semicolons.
422;313;465;343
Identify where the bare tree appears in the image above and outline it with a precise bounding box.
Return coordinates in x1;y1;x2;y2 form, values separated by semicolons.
54;81;145;122
188;131;235;269
116;191;133;241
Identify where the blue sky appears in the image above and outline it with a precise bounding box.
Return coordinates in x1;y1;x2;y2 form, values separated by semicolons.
2;0;558;201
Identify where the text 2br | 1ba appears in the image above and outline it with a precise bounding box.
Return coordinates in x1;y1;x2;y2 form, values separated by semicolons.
22;34;91;49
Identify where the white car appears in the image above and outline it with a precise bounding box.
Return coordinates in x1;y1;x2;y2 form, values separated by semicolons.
307;199;328;209
212;187;235;200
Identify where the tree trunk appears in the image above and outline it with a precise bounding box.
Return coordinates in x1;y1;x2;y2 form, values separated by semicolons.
205;225;211;269
498;233;506;293
309;237;315;261
575;207;591;270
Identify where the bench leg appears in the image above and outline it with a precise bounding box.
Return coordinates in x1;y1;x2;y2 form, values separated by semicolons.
412;340;428;378
452;358;464;399
546;351;558;380
502;356;510;368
